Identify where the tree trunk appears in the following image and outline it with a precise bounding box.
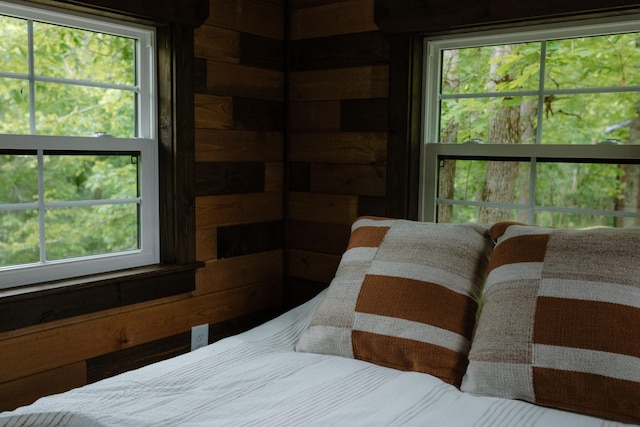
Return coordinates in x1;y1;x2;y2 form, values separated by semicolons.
618;106;640;227
478;45;521;224
438;50;459;223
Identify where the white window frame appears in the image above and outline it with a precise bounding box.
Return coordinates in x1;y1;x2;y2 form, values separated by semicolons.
0;1;159;289
419;16;640;224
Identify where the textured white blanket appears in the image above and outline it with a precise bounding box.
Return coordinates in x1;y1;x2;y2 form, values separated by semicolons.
0;293;635;426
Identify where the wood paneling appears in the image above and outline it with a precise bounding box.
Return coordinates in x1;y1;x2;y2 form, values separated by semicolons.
195;25;239;63
1;0;285;410
0;281;280;384
233;98;284;131
291;31;389;70
0;362;86;411
196;193;283;228
195;129;283;162
205;0;284;39
287;220;350;255
206;61;283;100
288;192;359;225
217;221;284;258
290;64;388;100
374;0;640;34
195;94;233;129
27;0;209;26
289;101;341;131
239;32;284;70
288;249;341;283
291;0;377;40
310;163;386;196
340;98;388;132
290;132;387;163
196;251;283;294
195;162;265;196
86;333;190;383
286;0;390;305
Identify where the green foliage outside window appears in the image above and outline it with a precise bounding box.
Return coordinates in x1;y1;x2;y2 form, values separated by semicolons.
0;14;140;268
436;32;640;228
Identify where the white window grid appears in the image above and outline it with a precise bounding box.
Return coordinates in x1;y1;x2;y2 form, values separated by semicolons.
419;16;640;224
0;1;158;289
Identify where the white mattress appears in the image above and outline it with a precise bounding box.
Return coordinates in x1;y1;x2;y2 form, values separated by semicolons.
1;292;636;427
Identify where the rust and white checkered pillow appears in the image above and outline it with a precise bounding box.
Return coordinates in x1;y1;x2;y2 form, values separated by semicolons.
461;222;640;424
295;217;493;386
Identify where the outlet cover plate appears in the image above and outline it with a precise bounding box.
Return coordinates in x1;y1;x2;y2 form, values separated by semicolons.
191;324;209;351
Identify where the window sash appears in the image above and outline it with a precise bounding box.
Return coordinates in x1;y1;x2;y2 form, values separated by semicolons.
420;143;640;222
0;135;159;289
420;16;640;224
0;1;158;289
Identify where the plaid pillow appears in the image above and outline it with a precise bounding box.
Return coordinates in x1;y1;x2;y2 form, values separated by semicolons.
461;222;640;424
295;217;493;386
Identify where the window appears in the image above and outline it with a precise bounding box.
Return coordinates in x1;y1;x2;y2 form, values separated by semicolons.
420;17;640;228
0;1;158;289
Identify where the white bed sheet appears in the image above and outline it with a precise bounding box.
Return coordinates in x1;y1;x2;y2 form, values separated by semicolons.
1;292;637;427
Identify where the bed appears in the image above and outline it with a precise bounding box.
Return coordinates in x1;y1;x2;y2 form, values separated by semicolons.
1;217;639;426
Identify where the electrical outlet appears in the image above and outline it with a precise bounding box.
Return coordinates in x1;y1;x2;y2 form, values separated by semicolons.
191;324;209;351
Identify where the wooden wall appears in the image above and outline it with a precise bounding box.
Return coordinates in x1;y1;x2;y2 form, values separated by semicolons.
0;0;392;411
0;0;285;411
286;0;390;305
193;1;285;317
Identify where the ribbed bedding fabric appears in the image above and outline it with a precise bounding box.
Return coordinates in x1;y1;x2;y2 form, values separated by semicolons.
461;222;640;425
2;291;637;426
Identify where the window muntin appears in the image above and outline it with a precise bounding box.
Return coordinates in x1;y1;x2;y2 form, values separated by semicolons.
0;2;157;289
421;18;640;228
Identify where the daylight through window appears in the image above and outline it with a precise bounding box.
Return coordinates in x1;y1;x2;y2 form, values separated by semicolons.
0;1;158;289
421;17;640;228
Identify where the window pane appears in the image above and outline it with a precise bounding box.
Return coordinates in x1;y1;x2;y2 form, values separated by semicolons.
442;42;541;95
33;21;135;86
542;92;640;144
440;96;538;143
437;159;531;223
43;153;138;202
0;77;30;134
437;204;524;224
45;203;139;260
0;210;39;266
546;34;640;89
0;14;28;74
534;211;623;228
0;153;38;203
35;82;136;137
536;161;639;223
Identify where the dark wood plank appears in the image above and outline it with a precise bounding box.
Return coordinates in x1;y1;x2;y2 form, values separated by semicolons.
358;196;387;217
284;277;328;309
310;163;386;197
288;162;310;192
239;32;284;70
217;221;285;258
31;0;209;26
291;31;389;71
195;162;265;195
87;332;190;383
233;98;285;131
340;97;389;132
374;0;640;34
286;220;350;255
385;33;422;220
0;266;200;332
194;57;207;94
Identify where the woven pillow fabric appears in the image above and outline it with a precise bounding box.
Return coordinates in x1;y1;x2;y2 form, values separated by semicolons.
295;217;493;387
460;222;640;424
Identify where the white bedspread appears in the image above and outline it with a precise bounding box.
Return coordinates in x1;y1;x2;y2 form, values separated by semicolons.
1;292;636;427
